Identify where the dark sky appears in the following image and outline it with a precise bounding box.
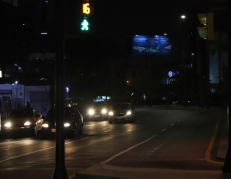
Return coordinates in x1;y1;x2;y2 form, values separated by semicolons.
94;0;208;37
87;0;208;63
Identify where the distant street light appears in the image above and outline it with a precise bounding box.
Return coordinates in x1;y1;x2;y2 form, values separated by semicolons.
181;15;187;107
181;15;186;19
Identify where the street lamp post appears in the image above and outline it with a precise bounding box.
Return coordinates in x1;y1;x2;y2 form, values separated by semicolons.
181;15;187;108
222;0;231;174
52;0;68;178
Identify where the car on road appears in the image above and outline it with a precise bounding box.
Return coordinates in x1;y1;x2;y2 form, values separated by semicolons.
86;102;108;120
4;107;43;137
108;102;135;124
37;107;83;138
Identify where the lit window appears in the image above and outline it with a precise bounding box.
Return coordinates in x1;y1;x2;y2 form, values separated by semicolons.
0;70;2;78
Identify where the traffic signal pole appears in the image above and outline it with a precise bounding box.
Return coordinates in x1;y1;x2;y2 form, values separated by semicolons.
52;0;68;178
222;0;231;174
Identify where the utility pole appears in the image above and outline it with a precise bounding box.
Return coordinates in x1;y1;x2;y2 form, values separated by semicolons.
183;40;187;108
222;0;231;174
52;0;68;178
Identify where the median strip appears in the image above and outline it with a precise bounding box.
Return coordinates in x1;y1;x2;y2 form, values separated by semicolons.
205;117;223;164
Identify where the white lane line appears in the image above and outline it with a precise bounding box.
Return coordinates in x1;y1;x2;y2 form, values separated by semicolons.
170;124;174;126
145;144;164;159
104;130;111;132
162;129;166;131
0;137;89;163
101;135;156;164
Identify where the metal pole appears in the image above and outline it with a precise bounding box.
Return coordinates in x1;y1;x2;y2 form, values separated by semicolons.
183;40;187;108
206;33;210;109
149;55;152;107
52;0;68;178
222;0;231;174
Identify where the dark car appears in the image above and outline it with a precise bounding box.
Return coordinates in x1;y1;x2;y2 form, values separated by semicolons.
36;107;83;138
4;107;43;137
108;102;135;124
86;102;108;120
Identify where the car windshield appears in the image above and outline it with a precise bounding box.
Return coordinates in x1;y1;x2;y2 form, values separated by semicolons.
45;108;72;123
113;104;130;110
8;109;33;119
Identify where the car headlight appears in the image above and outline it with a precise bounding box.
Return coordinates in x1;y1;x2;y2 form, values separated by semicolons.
102;109;107;114
24;121;31;126
126;111;132;115
42;124;49;128
88;109;94;115
109;111;113;116
4;122;11;127
64;123;70;127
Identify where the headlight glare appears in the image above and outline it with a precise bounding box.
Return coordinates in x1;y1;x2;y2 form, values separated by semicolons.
24;121;31;126
42;124;49;128
88;109;94;115
5;122;11;127
109;111;113;116
102;109;107;114
126;111;132;115
64;123;70;127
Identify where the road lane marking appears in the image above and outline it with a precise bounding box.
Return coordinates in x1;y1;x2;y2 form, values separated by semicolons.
68;174;75;179
161;129;166;131
0;137;89;163
145;144;164;159
101;135;156;164
177;120;180;122
104;130;111;132
170;124;174;126
205;117;223;164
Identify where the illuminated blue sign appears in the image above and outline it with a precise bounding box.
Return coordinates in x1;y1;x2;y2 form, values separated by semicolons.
132;35;171;55
168;71;179;77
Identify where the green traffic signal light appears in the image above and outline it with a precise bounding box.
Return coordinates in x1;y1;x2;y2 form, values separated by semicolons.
81;19;89;31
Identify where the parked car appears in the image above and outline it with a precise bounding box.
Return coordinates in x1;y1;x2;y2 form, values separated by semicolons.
108;102;135;124
4;107;43;137
37;107;83;138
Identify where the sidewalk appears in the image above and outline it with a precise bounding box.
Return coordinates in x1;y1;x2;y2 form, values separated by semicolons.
74;163;230;179
73;106;229;179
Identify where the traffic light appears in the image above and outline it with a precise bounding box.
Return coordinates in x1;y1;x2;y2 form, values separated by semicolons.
197;13;214;40
79;0;94;33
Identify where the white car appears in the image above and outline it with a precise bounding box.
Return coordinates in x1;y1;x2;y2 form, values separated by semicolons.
108;102;135;124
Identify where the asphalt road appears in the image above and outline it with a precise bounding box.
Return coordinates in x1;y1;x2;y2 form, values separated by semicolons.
0;106;224;179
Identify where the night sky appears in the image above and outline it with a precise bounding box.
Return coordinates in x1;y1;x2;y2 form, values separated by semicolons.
93;0;208;37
